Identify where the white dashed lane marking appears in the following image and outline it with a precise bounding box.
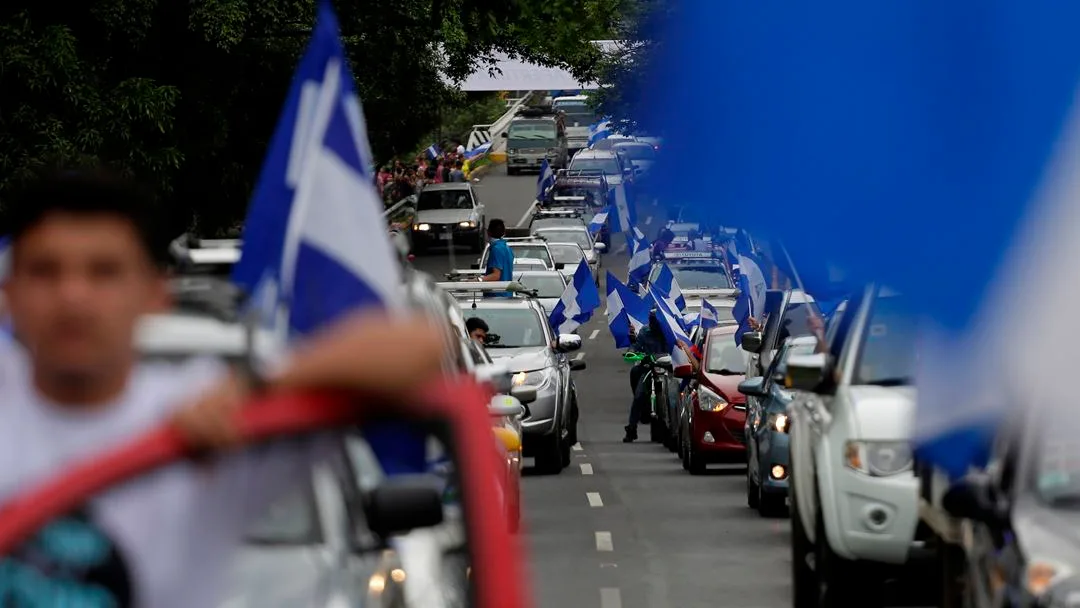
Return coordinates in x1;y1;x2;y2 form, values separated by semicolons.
580;463;593;475
644;216;653;225
601;588;622;608
587;492;604;507
572;443;583;451
588;329;600;340
574;352;585;361
595;531;613;551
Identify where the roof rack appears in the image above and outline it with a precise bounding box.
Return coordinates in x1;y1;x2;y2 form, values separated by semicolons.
504;234;546;242
515;105;563;118
435;282;540;305
534;207;584;217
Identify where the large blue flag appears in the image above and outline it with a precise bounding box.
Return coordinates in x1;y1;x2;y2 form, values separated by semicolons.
549;259;602;335
605;272;649;348
231;1;422;474
643;2;1080;477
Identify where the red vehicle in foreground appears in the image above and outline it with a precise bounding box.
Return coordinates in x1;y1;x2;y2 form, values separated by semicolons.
677;325;748;474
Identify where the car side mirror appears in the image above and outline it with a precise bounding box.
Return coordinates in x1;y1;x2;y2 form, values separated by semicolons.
737;377;767;397
491;394;529;416
594;242;607;252
673;365;694;378
785;353;828;392
557;334;582;352
655;355;673;370
741;331;763;353
364;479;444;538
942;476;1003;525
508;385;537;406
570;358;586;371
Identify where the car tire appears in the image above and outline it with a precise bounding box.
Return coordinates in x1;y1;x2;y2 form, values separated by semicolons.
815;507;881;606
681;439;690;471
559;430;572;469
757;487;787;518
472;232;484;253
686;442;706;475
567;397;579;448
649;418;666;444
507;167;518;176
790;479;817;608
534;433;563;475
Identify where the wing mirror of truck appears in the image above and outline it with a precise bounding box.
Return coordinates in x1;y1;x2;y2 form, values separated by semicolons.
784;353;828;392
740;331;763;353
737;377;767;397
557;334;582;352
364;479;444;538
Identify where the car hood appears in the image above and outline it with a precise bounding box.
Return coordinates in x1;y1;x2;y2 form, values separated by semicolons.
536;298;560;315
557;267;575;279
484;346;553;372
845;385;917;440
219;546;332;607
415;209;476;225
701;372;746;404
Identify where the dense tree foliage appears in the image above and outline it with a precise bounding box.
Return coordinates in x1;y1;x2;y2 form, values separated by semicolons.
590;0;669;136
0;0;622;232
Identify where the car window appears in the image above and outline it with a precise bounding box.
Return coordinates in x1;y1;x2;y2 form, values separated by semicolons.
852;292;917;386
774;301;821;348
463;307;548;348
515;274;566;298
548;243;585;265
570;158;621;175
537;230;591;249
530;217;584;231
244;478;322;545
509;245;553;266
669;265;733;289
417;189;473;211
705;337;746;375
614;144;656;161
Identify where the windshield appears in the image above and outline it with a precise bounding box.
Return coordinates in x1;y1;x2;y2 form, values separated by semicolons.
570;158;620;175
538;230;591;249
852;293;917;386
706;338;746;374
515;274;566;298
552;185;603;202
465;308;547;348
530;217;585;231
614;144;655;161
417;189;472;211
508;245;552;266
670;265;733;289
548;243;584;265
244;481;321;545
589;138;631;151
508;121;556;142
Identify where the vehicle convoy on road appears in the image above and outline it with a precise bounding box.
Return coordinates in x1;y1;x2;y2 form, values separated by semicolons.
551;95;596;155
410;182;486;253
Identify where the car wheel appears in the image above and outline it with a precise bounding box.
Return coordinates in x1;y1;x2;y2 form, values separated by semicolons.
790;481;817;608
815;506;882;606
758;486;787;518
559;429;572;469
746;457;760;509
681;438;690;471
471;232;484;253
507;166;518;176
686;442;706;475
649;418;666;444
567;397;579;447
534;433;563;475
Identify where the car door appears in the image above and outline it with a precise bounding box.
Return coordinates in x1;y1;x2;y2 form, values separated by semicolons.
750;341;789;478
748;290;785;377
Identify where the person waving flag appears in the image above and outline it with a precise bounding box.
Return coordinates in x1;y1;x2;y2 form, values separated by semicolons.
549;259;602;335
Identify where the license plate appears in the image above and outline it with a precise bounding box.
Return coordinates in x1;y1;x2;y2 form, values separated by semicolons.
439;233;454;241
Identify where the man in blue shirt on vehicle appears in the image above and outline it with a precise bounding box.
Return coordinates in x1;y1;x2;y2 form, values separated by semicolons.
480;218;514;297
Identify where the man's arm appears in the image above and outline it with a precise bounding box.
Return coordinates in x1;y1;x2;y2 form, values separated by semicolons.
172;311;447;449
479;267;502;282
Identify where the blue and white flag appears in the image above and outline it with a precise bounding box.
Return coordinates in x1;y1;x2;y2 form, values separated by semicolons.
610;184;635;235
652;264;686;312
425;143;440;160
464;141;491;160
230;1;420;474
643;1;1080;477
732;275;752;346
648;287;691;366
700;299;720;331
737;253;767;322
627;230;652;286
588;120;612;147
549;259;602;335
605;271;649;348
588;205;611;235
537;159;555;200
682;312;700;333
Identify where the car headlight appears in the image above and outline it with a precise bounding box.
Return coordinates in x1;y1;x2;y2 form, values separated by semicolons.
459;220;476;228
1025;559;1072;598
697;385;728;412
508;149;517;155
415;223;430;231
844;440;913;476
512;368;555;390
769;412;790;433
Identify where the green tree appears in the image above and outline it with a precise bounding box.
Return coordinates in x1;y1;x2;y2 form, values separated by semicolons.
0;0;624;233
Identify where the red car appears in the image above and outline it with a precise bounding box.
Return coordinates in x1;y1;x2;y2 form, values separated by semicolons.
677;325;748;474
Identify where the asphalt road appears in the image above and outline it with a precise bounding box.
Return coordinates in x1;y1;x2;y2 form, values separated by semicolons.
411;167;930;608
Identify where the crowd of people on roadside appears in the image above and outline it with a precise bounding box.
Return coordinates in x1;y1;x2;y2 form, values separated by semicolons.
376;142;470;205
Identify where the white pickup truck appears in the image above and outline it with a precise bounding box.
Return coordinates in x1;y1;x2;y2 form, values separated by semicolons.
785;285;929;606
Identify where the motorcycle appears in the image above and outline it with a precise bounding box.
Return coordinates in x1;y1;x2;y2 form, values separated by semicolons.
623;352;675;443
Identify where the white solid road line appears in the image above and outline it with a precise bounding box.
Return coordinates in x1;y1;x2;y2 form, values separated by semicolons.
580;463;594;475
595;531;613;552
588;329;600;340
572;443;583;451
600;588;622;608
586;492;604;507
515;200;539;227
644;216;653;225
